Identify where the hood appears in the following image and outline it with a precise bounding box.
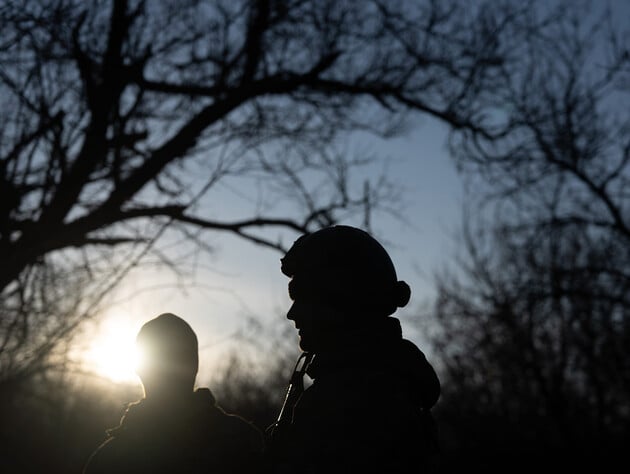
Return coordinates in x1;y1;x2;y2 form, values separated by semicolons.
306;317;440;410
391;338;441;410
107;388;217;438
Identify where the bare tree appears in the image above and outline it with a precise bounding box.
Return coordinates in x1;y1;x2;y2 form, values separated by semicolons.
433;215;629;441
428;2;629;467
0;0;525;387
449;1;629;240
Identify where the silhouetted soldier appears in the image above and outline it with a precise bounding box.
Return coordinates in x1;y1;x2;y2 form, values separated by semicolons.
268;225;441;473
83;313;263;474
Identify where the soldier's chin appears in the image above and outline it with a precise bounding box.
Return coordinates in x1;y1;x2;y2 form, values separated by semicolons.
298;335;314;352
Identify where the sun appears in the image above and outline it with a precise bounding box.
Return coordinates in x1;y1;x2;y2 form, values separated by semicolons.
85;314;142;384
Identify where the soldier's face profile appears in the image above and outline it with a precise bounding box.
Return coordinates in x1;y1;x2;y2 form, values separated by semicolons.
287;294;345;352
287;298;317;351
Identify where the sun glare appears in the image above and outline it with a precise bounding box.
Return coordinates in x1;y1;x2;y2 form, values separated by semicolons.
85;315;142;384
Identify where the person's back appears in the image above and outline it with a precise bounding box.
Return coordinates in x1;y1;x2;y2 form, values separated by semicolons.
83;313;263;474
85;388;262;474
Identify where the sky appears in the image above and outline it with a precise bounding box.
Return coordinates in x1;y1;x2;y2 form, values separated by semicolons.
80;116;464;387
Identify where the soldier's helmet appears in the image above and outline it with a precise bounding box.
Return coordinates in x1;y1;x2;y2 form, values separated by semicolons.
281;225;411;317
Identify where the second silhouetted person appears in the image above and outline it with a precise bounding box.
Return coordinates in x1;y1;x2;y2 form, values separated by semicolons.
84;313;263;474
